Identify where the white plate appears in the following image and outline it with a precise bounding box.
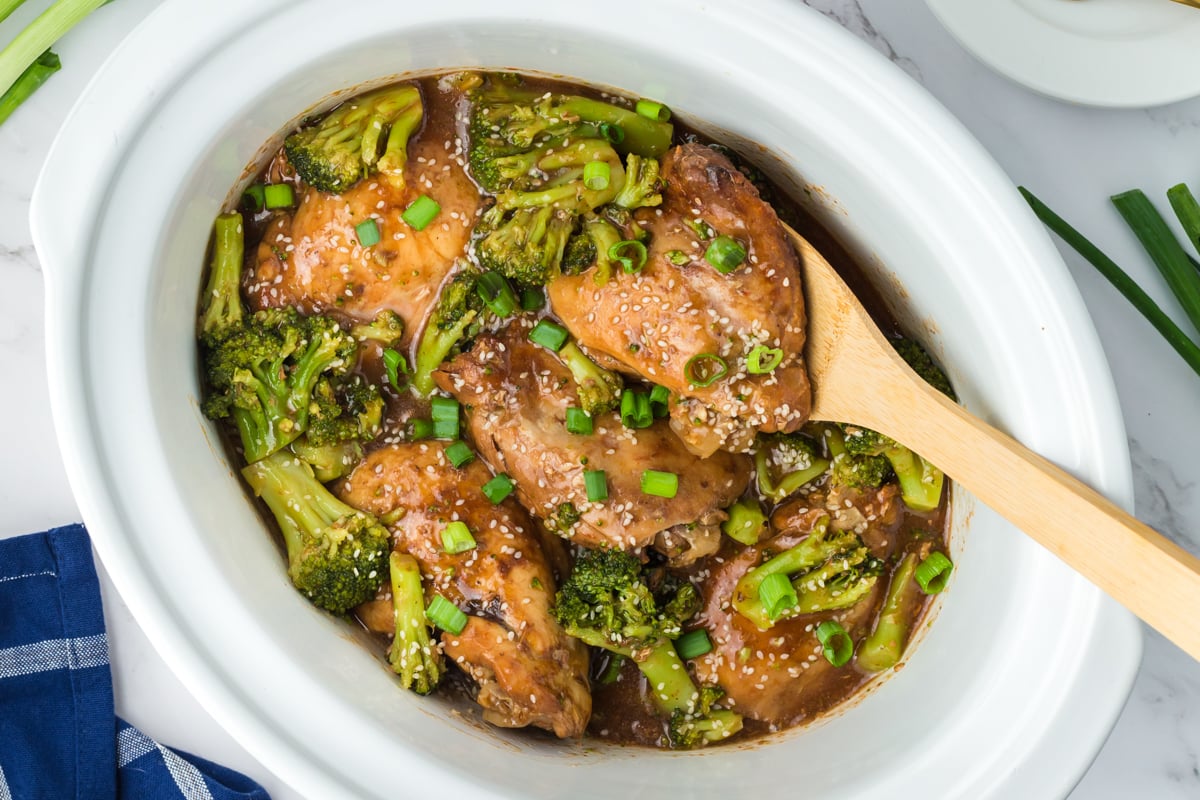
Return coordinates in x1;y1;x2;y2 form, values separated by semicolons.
926;0;1200;107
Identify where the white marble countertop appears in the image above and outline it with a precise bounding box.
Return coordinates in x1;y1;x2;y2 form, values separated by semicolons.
1;0;1197;797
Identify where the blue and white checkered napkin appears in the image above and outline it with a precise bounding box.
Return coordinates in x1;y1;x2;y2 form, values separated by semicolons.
0;524;270;800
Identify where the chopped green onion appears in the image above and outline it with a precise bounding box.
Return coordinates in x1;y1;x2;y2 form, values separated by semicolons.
426;595;468;634
620;390;653;429
482;473;515;504
584;470;608;502
520;288;545;311
914;551;953;594
608;239;648;274
445;440;475;468
528;319;570;351
402;194;441;231
686;219;714;241
641;469;678;498
1167;183;1200;255
599;122;625;145
721;499;766;546
476;271;518;317
705;235;747;274
565;407;594;435
746;346;784;374
410;418;435;440
665;249;691;266
583;160;611;191
242;184;266;212
382;348;407;390
684;353;729;387
1111;189;1200;336
355;218;381;247
264;183;294;209
440;520;477;554
675;629;713;660
431;396;460;440
599;653;625;684
648;384;671;418
816;620;853;667
758;573;798;620
636;99;671;122
0;50;59;127
1020;187;1200;378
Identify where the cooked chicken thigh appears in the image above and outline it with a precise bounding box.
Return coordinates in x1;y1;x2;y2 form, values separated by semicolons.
549;143;811;456
339;442;591;738
434;318;751;562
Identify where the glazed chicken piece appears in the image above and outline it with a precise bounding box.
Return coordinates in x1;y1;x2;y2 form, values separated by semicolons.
339;442;591;738
435;318;751;564
247;118;481;347
548;143;811;457
782;483;905;559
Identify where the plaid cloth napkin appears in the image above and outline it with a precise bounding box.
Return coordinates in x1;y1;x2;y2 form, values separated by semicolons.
0;524;270;800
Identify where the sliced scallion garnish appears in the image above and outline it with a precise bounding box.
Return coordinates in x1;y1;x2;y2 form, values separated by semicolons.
758;573;798;620
675;629;713;660
746;345;784;374
481;473;515;505
402;194;441;231
816;620;853;667
440;520;477;554
640;469;678;498
584;469;608;502
355;218;381;247
684;353;728;387
705;235;747;274
445;440;475;469
608;239;648;274
528;319;570;351
476;271;518;318
914;551;953;594
426;595;468;634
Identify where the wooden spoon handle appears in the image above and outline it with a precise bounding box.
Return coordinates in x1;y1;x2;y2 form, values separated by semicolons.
880;377;1200;659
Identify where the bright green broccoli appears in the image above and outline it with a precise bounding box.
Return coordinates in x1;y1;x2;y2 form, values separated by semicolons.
842;426;944;512
412;267;485;395
351;310;404;346
547;502;582;536
562;216;623;286
732;517;881;630
556;340;623;416
824;426;891;490
473;204;575;286
857;552;918;673
553;548;742;748
285;85;423;194
241;451;390;614
893;337;956;401
754;432;830;502
611;153;663;210
198;213;244;340
387;551;443;695
288;437;363;483
305;375;384;447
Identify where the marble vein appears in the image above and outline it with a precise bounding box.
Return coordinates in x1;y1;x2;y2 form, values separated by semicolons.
802;0;922;80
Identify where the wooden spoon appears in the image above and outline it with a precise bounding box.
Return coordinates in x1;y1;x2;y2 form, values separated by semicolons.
787;225;1200;661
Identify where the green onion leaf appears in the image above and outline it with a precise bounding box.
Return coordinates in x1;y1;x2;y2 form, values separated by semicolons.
382;348;408;390
0;49;59;127
914;551;953;594
528;319;570;351
520;287;545;311
445;440;475;468
636;99;671;122
402;194;441;231
705;235;747;274
1111;189;1200;336
431;396;460;440
426;595;468;634
584;469;608;502
583;160;611;191
242;184;266;212
1167;183;1200;256
641;469;678;498
440;520;477;554
264;183;294;209
620;390;653;429
684;353;729;387
746;345;784;374
721;499;766;546
608;239;648;274
686;219;714;241
476;271;518;318
565;407;594;435
355;218;381;247
758;573;798;620
648;384;671;418
481;473;515;504
410;418;435;440
816;620;853;667
665;249;691;266
675;629;714;660
599;122;625;145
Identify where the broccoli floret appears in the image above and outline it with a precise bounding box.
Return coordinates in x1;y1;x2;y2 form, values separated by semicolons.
562;216;623;286
351;310;404;346
474;205;575;286
285;85;423;194
241;451;389;614
668;685;743;748
556;340;623;416
305;375;384;447
553;548;741;749
824;426;891;490
202;307;358;463
412;267;485;395
289;436;364;483
754;433;830;502
842;426;944;512
387;551;443;695
547;502;582;536
732;517;881;630
893;337;956;401
198;213;245;340
611;153;663;210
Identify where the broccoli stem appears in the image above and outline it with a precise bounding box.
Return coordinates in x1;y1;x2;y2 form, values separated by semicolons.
388;552;443;695
557;340;623;416
790;549;878;614
637;640;701;714
200;213;246;338
289;437;362;483
585;217;622;287
885;447;944;512
412;309;477;395
857;553;918;673
551;95;673;158
241;452;362;558
754;449;829;502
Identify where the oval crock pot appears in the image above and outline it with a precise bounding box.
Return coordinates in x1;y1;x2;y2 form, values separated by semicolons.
31;0;1141;797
